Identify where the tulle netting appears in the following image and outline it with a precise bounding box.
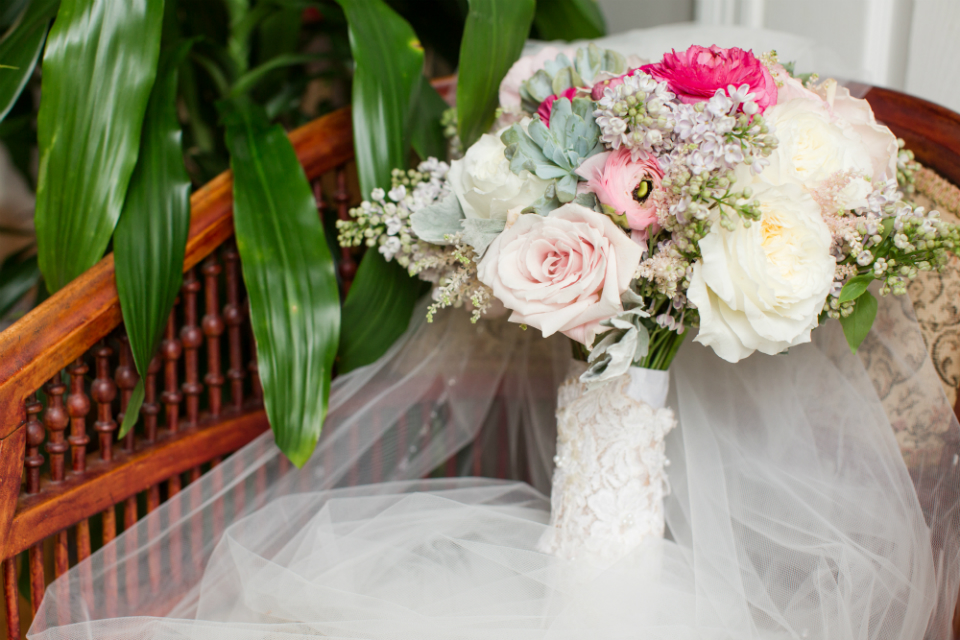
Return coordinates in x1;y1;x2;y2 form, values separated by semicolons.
27;289;960;640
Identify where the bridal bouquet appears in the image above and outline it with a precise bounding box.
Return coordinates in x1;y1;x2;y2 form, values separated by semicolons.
339;43;959;381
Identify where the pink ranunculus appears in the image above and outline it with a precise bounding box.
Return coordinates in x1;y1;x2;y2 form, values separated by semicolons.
476;203;642;347
536;87;578;126
640;45;778;112
575;148;664;238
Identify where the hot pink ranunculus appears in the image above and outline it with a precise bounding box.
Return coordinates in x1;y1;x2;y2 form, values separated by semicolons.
640;45;777;112
575;148;663;239
537;87;579;126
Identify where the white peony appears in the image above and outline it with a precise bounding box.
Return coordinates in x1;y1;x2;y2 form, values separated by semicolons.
687;181;835;363
447;124;549;221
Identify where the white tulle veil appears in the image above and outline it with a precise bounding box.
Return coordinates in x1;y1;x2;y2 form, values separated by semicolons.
28;27;960;640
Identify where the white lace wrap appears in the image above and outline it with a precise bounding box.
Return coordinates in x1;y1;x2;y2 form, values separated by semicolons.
538;362;675;564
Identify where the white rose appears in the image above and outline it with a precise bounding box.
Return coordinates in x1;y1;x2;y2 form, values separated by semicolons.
687;181;835;363
764;98;876;192
477;203;642;347
448;124;549;221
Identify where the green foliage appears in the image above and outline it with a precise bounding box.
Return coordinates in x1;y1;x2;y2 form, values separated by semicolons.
840;290;878;353
338;250;422;373
335;0;424;196
410;80;449;161
115;43;193;438
838;274;873;303
0;248;39;317
222;98;340;467
410;193;464;244
456;0;535;148
34;0;165;293
0;0;59;122
533;0;605;41
501;97;602;202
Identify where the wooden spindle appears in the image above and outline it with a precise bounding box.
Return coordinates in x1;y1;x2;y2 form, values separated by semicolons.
24;397;44;495
102;507;118;619
43;375;69;482
91;342;118;462
54;528;68;579
142;355;161;443
161;309;183;434
202;255;225;418
115;335;139;451
180;269;204;427
334;165;357;288
28;544;43;615
222;241;246;411
67;359;90;473
3;557;19;640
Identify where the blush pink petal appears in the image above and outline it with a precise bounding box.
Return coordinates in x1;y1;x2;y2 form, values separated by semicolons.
576;148;663;235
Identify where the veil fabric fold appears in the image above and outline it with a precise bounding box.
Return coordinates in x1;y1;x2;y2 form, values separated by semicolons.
27;291;960;640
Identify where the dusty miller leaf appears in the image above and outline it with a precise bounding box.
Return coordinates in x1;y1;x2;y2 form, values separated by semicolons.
409;192;464;244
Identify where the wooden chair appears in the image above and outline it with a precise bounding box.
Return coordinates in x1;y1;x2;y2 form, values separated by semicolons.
0;84;958;639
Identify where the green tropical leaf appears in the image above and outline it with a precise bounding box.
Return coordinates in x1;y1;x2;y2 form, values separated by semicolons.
0;248;39;318
533;0;606;41
456;0;535;148
222;98;340;467
335;0;426;371
335;0;424;195
410;78;449;161
114;42;193;439
839;290;878;354
338;250;421;373
34;0;164;293
0;0;59;123
229;52;324;97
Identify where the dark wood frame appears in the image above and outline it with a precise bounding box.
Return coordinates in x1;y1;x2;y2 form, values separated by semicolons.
0;82;957;639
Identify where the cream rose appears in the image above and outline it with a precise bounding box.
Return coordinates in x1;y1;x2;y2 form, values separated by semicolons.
447;124;549;221
477;203;642;347
687;181;835;362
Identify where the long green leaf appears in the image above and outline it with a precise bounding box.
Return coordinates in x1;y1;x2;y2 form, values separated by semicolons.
334;0;426;371
0;248;40;318
840;290;878;354
533;0;606;41
0;0;59;122
229;52;324;97
335;0;424;195
456;0;534;149
34;0;164;293
411;79;449;161
338;251;421;373
222;98;340;467
114;43;193;439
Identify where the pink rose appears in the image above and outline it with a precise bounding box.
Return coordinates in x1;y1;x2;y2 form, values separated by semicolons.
537;87;579;125
499;46;578;111
575;148;663;239
477;203;642;347
641;45;777;112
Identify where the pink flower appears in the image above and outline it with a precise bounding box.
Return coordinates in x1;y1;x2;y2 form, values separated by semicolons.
536;87;578;126
575;148;663;238
590;68;641;101
640;45;777;112
476;203;642;347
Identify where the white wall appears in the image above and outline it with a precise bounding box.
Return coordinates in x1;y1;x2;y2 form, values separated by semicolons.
597;0;695;31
